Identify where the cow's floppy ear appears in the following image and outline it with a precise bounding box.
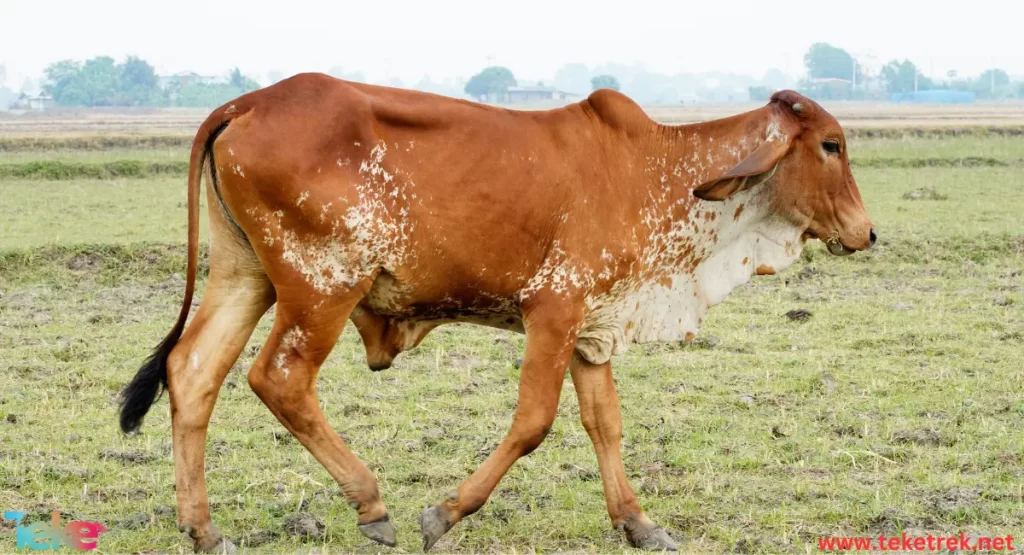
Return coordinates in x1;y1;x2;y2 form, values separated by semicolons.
692;135;793;201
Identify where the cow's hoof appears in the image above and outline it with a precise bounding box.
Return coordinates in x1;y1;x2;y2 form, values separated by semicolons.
358;514;397;547
418;505;453;551
620;516;678;552
195;537;237;554
629;526;677;551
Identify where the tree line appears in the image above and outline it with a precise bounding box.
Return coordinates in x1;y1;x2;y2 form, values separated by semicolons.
463;43;1021;104
763;42;1022;101
20;56;262;108
4;46;1021;109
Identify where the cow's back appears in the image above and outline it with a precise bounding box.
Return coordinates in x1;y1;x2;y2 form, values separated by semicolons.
209;73;632;321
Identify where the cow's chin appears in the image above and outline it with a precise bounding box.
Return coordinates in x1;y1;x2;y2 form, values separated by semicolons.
825;240;857;256
803;229;858;256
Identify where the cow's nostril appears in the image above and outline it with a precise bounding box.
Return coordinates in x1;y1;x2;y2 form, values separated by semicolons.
869;228;877;246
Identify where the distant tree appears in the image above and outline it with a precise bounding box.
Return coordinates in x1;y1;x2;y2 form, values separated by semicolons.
803;43;861;81
963;69;1011;99
173;70;259;108
117;56;164;106
44;56;166;106
78;56;120;106
228;67;261;92
43;59;81;101
176;83;241;107
590;74;620;91
464;66;516;101
880;59;932;93
979;68;1010;89
169;68;260;107
267;70;284;85
119;56;158;90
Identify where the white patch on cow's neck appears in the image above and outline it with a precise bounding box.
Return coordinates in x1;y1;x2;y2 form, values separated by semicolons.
576;186;804;365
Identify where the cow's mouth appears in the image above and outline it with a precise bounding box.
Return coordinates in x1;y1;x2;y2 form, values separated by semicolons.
823;230;856;256
825;240;856;256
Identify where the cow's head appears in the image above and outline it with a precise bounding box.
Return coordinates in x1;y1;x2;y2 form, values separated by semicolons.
692;90;875;256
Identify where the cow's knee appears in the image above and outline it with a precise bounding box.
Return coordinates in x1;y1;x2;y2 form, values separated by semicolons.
246;366;269;399
247;364;287;400
247;364;287;410
247;360;315;429
516;420;554;456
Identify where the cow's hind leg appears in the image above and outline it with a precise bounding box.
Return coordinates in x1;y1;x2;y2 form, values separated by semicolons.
569;353;677;551
166;215;275;552
419;296;581;550
247;278;396;547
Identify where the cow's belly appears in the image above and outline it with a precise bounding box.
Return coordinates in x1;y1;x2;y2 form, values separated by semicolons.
362;271;525;332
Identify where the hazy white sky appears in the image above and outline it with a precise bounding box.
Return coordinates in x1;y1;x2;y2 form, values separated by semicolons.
2;0;1022;87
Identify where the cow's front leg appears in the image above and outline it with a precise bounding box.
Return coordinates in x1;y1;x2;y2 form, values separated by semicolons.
419;295;582;551
569;352;677;551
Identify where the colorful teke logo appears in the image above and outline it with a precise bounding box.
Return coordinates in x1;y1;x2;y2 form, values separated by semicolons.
3;511;107;551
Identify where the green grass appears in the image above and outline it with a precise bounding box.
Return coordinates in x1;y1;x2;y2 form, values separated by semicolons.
844;125;1024;139
0;161;190;180
0;135;192;153
0;147;189;164
1;134;1022;173
848;136;1024;160
0;178;204;249
1;136;1023;554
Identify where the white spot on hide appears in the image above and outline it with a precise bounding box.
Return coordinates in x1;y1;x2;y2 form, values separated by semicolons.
575;184;804;365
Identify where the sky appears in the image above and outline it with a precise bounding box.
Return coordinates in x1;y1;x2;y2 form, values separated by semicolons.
2;0;1022;88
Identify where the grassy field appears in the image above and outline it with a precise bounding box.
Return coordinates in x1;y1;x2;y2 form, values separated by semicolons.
1;107;1022;554
3;135;1023;164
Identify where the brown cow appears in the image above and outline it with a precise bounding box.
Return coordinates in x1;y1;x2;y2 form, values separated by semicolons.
118;73;874;553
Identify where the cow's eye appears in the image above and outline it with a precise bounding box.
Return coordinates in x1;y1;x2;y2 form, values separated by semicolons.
823;140;841;154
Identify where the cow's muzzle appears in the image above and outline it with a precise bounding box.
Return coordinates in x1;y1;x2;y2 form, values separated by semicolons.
826;239;856;256
824;227;876;256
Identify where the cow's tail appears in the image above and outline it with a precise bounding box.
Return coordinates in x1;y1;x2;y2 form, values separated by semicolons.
118;105;244;434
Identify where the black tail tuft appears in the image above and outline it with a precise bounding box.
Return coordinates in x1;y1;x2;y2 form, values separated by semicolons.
118;321;185;434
